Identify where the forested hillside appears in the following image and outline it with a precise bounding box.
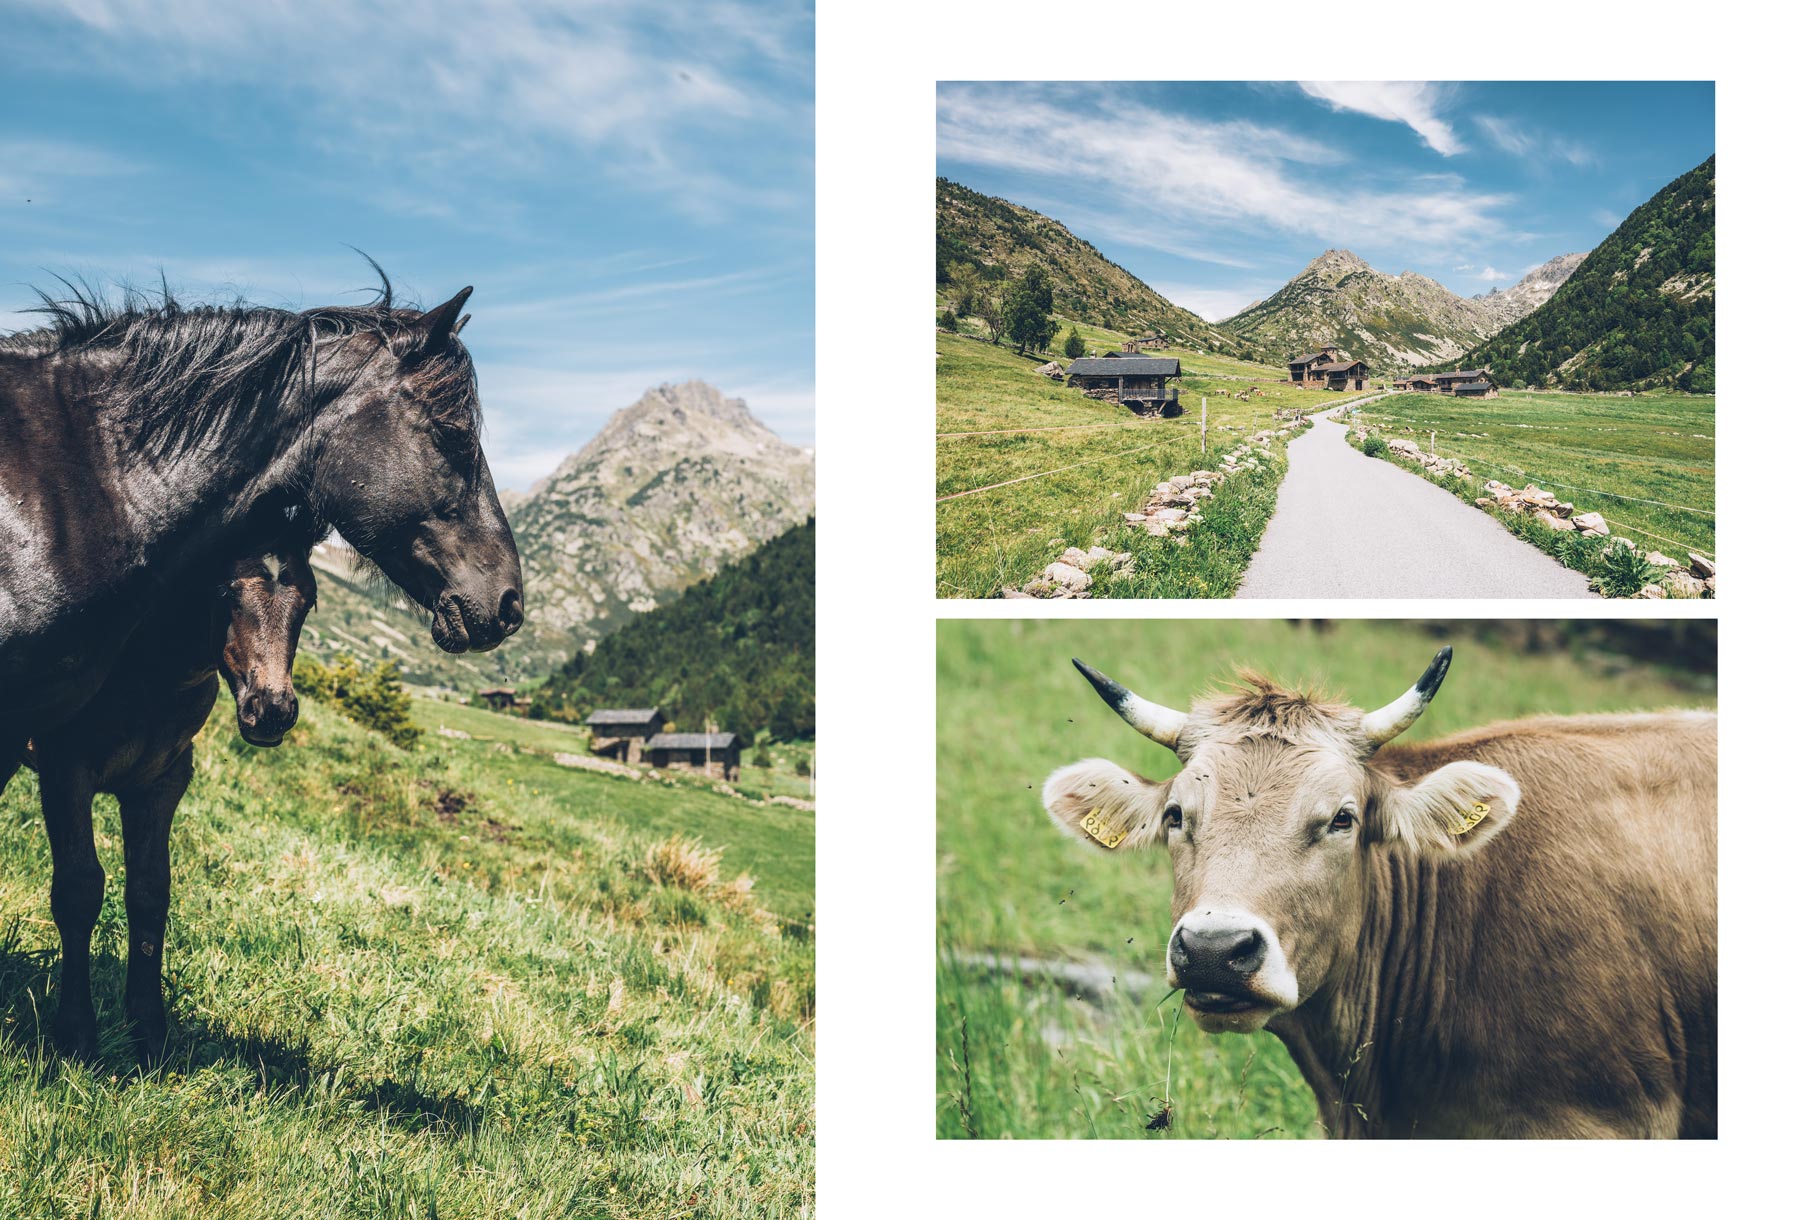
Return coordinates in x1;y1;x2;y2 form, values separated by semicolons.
936;178;1241;352
1454;156;1714;391
532;519;815;740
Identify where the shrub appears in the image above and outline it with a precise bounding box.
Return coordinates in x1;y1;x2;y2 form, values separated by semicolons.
794;757;811;778
1361;434;1386;458
938;306;958;332
293;654;423;749
1062;330;1086;360
1590;540;1660;599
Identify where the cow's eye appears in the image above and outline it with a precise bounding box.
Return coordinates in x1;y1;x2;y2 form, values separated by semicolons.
1329;807;1356;832
1163;804;1183;831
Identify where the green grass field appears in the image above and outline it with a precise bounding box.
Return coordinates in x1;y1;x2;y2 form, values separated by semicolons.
1;691;813;1217
937;619;1715;1140
412;696;817;807
1347;389;1715;556
936;332;1339;598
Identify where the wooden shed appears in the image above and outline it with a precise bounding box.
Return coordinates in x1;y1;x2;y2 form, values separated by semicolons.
1064;356;1182;416
584;707;666;763
1432;369;1497;397
645;732;742;782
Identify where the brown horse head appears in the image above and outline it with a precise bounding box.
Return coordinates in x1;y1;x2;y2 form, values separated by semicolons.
219;543;317;746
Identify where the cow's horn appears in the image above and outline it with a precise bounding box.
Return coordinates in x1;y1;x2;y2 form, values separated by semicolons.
1361;646;1453;748
1072;658;1185;751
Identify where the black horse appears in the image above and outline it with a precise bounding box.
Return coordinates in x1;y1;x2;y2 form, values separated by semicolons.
0;271;524;793
23;534;318;1061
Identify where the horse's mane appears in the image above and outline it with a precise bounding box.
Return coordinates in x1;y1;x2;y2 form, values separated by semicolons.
1;262;480;461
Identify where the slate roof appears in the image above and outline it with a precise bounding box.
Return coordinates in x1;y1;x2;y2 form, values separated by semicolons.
584;708;663;727
1433;369;1490;381
1454;381;1495;394
1320;360;1368;373
1289;349;1336;365
1066;357;1180;378
646;732;740;750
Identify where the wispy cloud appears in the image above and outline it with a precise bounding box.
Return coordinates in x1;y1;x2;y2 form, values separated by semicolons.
938;85;1509;257
1299;82;1463;155
1475;266;1510;282
1475;114;1595;167
11;0;812;215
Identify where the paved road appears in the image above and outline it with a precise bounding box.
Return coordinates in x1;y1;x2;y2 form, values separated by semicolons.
1237;399;1597;599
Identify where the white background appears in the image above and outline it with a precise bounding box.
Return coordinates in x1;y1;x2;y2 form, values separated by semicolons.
817;2;1784;1214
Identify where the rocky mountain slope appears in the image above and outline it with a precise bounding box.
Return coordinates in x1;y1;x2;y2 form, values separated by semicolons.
1472;252;1589;327
936;177;1240;352
1453;156;1714;392
1219;249;1582;376
306;380;815;688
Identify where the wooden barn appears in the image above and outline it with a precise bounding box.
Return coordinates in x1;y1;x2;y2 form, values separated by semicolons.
1064;355;1182;416
1431;369;1497;397
1287;346;1343;383
1317;359;1370;392
1399;375;1437;392
584;707;666;763
644;731;742;782
478;687;517;711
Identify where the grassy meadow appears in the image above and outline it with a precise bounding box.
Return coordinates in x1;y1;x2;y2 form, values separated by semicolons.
1346;389;1715;557
935;330;1340;598
936;618;1715;1140
1;692;813;1217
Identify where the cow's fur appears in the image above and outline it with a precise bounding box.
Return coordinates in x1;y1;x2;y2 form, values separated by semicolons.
1045;670;1716;1139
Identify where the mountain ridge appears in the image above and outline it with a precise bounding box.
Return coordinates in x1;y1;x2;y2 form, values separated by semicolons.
304;379;815;688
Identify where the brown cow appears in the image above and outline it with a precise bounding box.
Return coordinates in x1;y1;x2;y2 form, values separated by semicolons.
1042;648;1716;1138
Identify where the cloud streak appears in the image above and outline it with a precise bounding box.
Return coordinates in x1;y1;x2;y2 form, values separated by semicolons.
937;85;1510;258
1300;82;1464;155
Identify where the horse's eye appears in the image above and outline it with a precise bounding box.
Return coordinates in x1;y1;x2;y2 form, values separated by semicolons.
1163;804;1183;831
1329;807;1356;832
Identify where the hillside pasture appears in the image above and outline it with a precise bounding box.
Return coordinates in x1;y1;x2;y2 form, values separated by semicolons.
1348;389;1715;556
1;693;813;1217
935;333;1338;598
937;618;1715;1140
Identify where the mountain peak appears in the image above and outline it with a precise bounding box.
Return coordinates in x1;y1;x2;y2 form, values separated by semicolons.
1301;249;1373;282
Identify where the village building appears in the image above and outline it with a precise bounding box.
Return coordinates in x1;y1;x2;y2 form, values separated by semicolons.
1287;346;1342;383
1064;355;1182;416
1431;369;1498;397
1286;346;1369;391
477;687;518;711
644;731;742;782
584;707;666;763
1399;375;1437;392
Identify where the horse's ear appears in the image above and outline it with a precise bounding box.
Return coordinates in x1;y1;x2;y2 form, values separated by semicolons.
416;286;474;353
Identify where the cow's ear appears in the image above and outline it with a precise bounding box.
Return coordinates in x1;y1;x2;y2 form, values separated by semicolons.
1042;759;1172;853
1374;761;1519;855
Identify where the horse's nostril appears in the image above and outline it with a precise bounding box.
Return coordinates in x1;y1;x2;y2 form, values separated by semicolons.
498;587;524;632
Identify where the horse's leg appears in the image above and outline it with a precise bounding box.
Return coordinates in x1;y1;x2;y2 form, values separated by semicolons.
37;757;104;1058
118;749;192;1064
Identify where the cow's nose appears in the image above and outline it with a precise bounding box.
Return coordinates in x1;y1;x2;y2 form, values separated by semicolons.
1172;922;1268;990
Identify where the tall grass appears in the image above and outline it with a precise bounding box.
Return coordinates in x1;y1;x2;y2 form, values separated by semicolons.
936;619;1714;1139
936;334;1327;597
1;693;813;1217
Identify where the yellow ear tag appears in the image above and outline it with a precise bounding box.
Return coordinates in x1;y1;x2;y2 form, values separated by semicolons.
1450;802;1490;835
1080;809;1130;849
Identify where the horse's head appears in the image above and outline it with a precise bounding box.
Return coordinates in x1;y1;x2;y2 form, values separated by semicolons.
219;543;317;746
314;288;525;654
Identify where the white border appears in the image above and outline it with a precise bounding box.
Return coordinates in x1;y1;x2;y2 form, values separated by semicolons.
819;1;1786;1215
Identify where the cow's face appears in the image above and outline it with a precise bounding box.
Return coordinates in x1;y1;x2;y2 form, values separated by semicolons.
1042;650;1519;1034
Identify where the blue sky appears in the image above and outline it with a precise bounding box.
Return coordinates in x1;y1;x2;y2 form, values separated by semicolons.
0;0;814;491
938;81;1714;322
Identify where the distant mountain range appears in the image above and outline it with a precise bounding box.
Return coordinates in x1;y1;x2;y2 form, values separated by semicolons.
1453;156;1714;392
1216;248;1586;375
936;177;1240;352
305;380;815;688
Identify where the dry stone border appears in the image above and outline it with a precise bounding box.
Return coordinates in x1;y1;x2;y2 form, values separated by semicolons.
999;421;1303;599
1351;424;1715;598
